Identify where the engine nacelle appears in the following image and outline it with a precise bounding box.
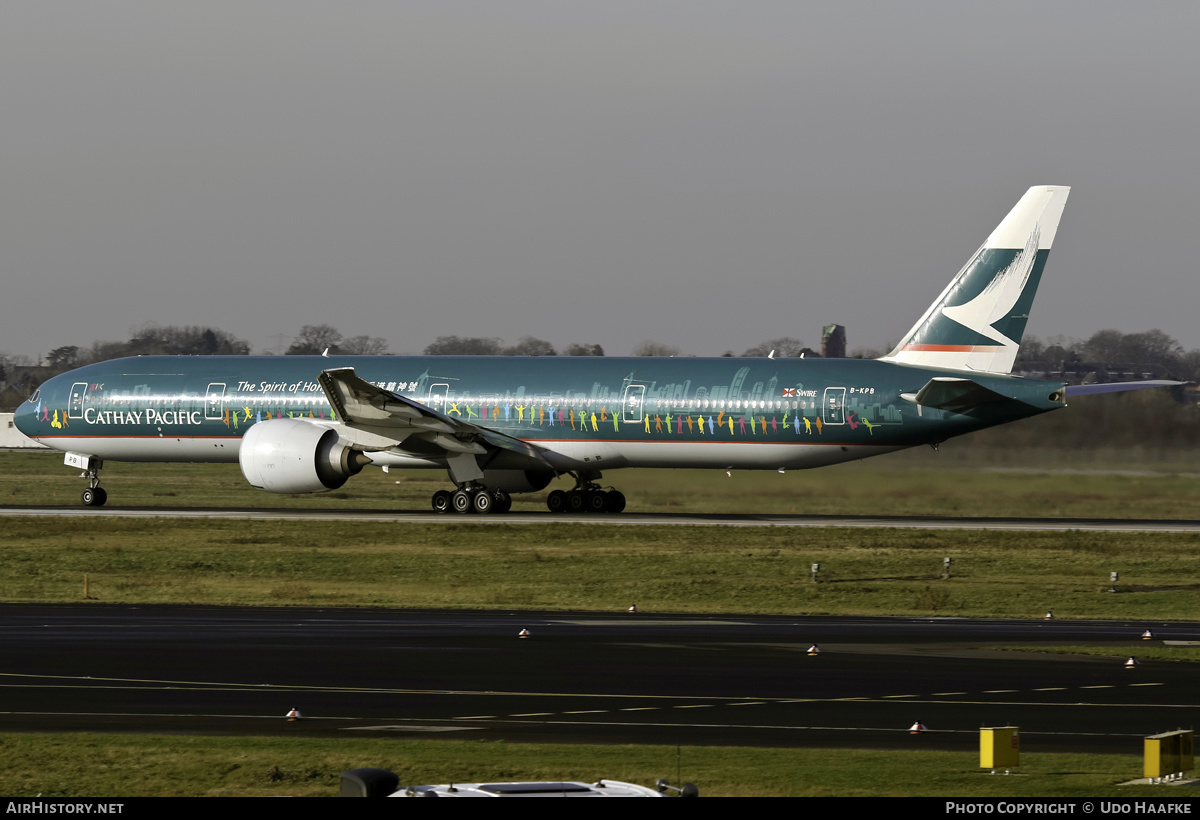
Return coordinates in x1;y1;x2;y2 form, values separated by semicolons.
480;469;554;494
239;418;370;494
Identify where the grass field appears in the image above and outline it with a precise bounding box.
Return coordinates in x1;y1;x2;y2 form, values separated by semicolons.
2;517;1199;619
0;734;1168;798
4;446;1200;519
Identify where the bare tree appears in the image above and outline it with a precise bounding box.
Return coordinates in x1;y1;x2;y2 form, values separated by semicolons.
424;336;503;355
564;343;605;356
340;335;390;355
632;341;680;357
741;337;807;358
286;325;344;355
502;336;557;356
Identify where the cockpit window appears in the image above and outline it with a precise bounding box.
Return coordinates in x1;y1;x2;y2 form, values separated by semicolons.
27;389;39;404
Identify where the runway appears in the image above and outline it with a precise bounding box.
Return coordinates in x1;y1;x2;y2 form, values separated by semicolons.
1;604;1195;753
3;504;1200;533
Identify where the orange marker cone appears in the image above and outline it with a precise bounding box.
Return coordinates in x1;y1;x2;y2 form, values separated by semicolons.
1141;629;1154;640
286;708;301;721
628;605;638;613
807;644;820;656
518;628;530;638
909;721;926;735
1124;656;1138;669
1043;610;1054;620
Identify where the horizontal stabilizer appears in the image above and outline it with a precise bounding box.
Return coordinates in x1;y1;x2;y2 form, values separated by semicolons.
901;377;1020;411
1065;380;1183;397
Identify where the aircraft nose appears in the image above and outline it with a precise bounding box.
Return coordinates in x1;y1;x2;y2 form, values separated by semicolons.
13;392;40;438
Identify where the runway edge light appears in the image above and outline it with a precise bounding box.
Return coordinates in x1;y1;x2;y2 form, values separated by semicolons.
981;726;1019;773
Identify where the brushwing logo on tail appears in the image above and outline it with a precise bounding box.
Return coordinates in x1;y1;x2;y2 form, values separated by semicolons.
940;223;1041;352
881;186;1069;375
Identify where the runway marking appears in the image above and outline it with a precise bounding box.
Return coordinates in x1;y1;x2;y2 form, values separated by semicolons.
6;506;1200;534
342;725;481;733
0;709;1168;739
1;673;1180;726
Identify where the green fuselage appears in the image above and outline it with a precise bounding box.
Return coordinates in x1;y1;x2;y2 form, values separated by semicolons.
16;354;1065;473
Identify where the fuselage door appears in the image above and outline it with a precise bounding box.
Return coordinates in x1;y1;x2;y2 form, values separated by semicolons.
427;383;449;412
622;384;646;423
68;382;88;419
822;387;847;425
205;383;226;420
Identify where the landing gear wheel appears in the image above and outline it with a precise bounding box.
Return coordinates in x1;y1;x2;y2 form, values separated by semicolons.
94;487;108;507
546;490;566;513
495;492;512;513
586;491;608;513
606;490;626;513
81;487;106;507
472;490;494;515
567;490;586;513
451;489;472;514
431;490;451;514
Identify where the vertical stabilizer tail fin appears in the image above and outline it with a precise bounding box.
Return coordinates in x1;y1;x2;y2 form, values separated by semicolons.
881;185;1070;374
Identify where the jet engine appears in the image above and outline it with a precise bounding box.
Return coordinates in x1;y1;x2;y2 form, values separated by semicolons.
239;418;371;494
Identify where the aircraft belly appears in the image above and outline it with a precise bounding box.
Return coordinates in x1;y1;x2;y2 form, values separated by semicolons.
544;441;908;470
33;436;241;464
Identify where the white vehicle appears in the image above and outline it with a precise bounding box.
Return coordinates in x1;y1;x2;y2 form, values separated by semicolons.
340;768;698;798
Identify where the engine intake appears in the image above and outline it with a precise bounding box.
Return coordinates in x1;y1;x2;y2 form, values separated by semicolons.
239;418;370;494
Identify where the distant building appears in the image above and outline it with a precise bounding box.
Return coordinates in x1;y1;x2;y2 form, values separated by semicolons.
822;324;846;359
0;413;48;449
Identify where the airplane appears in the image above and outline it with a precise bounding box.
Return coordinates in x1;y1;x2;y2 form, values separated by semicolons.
13;185;1179;514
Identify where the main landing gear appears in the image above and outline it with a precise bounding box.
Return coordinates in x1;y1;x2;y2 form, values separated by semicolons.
431;486;512;515
79;461;107;507
545;475;625;514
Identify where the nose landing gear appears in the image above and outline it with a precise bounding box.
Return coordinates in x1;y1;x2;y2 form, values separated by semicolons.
76;457;107;507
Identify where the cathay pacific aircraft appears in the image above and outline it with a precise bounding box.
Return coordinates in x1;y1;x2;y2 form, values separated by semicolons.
14;186;1174;513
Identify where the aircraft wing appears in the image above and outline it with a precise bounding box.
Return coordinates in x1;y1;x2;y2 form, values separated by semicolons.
317;367;553;473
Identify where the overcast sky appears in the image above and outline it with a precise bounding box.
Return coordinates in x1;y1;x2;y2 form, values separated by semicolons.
2;2;1197;359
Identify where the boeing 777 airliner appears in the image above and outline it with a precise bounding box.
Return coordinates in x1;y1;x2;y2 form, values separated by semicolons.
14;186;1174;513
